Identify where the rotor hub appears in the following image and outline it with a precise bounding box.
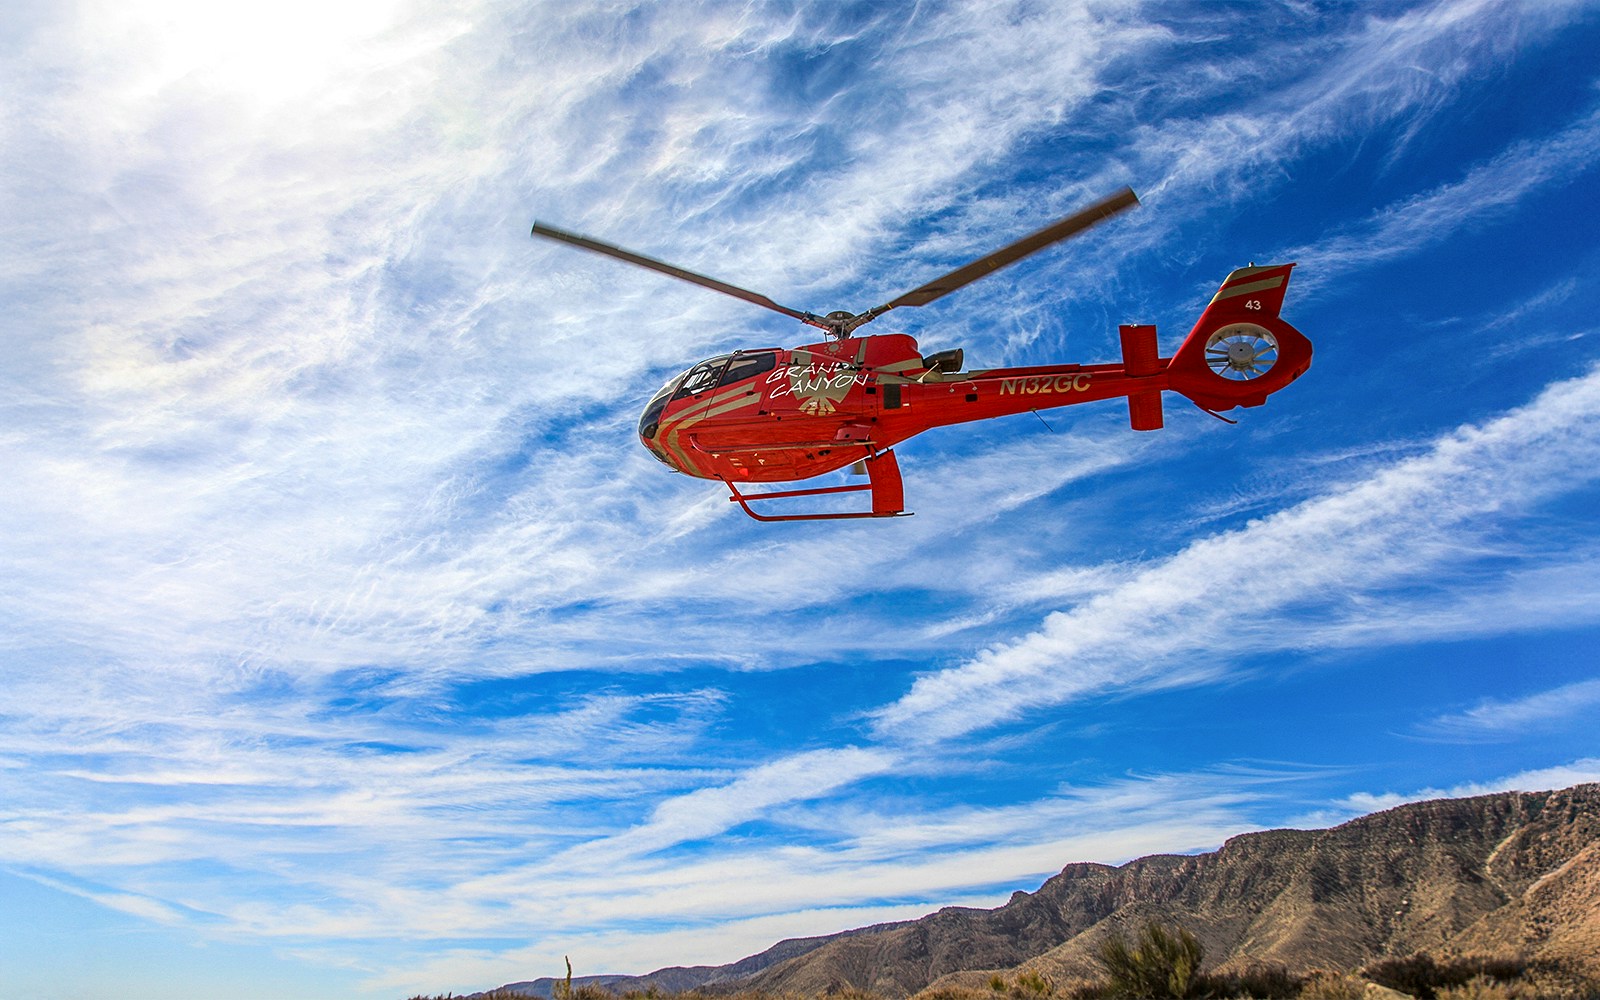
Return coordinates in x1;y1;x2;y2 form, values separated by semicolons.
1205;323;1280;381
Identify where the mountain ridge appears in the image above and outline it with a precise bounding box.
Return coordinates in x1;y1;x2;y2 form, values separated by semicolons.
483;783;1600;998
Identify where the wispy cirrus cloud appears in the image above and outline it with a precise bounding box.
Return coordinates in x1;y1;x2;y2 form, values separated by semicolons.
872;363;1600;743
1415;679;1600;743
1279;104;1600;288
1332;758;1600;819
359;765;1282;991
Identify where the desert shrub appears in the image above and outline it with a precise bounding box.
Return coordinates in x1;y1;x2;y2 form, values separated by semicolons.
986;971;1057;998
1363;954;1535;1000
1435;975;1538;1000
822;986;886;1000
1094;920;1207;998
1207;962;1301;998
920;986;999;1000
1365;953;1447;999
1456;956;1533;985
1297;970;1366;1000
1486;958;1600;1000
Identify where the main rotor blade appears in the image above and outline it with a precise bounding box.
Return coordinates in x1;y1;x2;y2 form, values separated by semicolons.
531;221;824;328
875;186;1140;313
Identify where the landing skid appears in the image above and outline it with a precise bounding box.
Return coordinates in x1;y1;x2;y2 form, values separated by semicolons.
723;450;911;522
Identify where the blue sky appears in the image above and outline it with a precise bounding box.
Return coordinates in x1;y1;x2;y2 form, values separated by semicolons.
3;1;1600;998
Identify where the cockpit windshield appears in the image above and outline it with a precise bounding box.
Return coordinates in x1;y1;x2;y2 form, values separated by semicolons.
637;372;685;441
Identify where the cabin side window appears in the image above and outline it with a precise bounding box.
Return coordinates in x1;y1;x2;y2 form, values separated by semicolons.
717;351;778;387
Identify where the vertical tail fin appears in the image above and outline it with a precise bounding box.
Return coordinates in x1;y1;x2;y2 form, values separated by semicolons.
1166;263;1312;412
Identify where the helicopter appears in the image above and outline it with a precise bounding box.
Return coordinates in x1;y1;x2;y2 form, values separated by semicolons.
530;187;1312;521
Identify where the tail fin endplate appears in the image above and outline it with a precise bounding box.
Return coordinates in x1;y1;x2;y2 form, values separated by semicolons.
1119;324;1164;430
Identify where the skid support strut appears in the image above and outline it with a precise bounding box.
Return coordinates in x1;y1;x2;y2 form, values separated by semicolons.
724;450;911;522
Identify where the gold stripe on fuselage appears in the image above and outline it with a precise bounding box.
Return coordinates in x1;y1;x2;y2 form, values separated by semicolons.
659;381;767;474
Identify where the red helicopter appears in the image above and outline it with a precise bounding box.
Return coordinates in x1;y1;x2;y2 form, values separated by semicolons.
531;188;1311;521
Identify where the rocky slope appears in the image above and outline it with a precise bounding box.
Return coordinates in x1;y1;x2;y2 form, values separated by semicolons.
487;784;1600;998
495;923;914;998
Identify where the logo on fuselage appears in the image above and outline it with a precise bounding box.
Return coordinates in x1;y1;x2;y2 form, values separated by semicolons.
767;362;869;416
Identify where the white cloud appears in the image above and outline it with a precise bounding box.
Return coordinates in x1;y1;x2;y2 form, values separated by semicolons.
872;364;1600;742
558;746;901;868
1415;678;1600;742
1280;104;1600;290
1336;757;1600;817
364;766;1275;988
1129;0;1590;200
369;899;983;995
26;872;192;925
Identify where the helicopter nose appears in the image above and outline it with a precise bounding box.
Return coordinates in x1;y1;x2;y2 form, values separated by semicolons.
640;433;676;469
